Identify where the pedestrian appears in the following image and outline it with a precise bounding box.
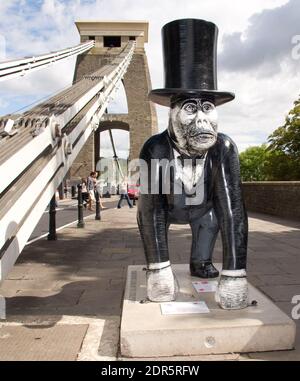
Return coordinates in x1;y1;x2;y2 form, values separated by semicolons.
95;176;106;209
117;177;133;209
87;171;97;211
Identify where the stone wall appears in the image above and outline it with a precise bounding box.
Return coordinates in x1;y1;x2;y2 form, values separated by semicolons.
242;182;300;220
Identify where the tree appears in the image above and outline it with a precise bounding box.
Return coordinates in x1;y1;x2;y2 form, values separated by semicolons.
268;95;300;179
239;145;270;181
239;145;295;181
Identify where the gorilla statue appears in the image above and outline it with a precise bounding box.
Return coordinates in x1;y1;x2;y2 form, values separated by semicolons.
137;19;248;310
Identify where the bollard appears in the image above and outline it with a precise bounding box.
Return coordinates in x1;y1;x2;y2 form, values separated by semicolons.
133;198;136;206
95;190;101;220
58;182;64;200
71;185;76;198
77;184;85;228
47;194;57;240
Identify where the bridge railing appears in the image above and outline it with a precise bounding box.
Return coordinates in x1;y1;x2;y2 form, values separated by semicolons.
0;41;135;283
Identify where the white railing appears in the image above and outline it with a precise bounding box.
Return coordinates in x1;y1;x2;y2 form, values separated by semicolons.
0;40;95;82
0;41;135;283
0;42;134;195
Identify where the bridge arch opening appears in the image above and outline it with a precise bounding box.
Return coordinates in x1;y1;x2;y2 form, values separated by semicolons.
95;121;130;194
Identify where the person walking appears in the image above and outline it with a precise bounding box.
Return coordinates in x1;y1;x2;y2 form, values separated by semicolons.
117;177;133;209
87;171;97;211
95;176;106;209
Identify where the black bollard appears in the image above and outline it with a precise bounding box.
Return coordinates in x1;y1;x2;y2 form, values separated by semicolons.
71;185;76;198
95;190;101;220
47;194;57;240
133;198;136;206
77;184;85;228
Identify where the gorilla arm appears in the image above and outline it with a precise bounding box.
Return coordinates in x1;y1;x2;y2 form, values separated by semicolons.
213;137;249;309
137;142;177;302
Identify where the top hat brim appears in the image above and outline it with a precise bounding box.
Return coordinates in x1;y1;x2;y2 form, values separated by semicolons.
149;89;235;107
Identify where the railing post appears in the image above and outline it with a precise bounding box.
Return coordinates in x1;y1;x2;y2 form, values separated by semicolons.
47;194;57;241
77;184;85;228
95;190;101;220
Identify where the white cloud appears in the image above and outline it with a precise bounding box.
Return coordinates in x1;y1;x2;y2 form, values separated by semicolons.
100;129;129;159
0;0;298;154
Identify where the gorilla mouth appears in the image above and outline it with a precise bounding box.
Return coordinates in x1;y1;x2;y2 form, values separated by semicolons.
190;132;215;139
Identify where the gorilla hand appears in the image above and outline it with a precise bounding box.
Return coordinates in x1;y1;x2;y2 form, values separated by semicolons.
215;269;248;310
146;261;178;302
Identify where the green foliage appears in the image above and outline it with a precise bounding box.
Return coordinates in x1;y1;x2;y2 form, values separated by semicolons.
268;96;300;157
239;145;270;181
239;95;300;181
268;95;300;180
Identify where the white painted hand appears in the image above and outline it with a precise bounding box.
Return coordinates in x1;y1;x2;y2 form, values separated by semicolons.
146;262;178;302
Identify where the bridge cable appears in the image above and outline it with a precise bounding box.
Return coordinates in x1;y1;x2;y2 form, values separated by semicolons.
108;128;125;180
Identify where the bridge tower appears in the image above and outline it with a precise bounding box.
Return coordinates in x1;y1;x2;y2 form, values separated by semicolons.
70;21;158;179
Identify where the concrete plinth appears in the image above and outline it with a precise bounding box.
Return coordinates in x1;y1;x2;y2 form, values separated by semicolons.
120;264;296;358
0;295;5;320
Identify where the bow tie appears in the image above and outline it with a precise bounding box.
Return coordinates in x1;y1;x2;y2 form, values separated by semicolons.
176;153;205;166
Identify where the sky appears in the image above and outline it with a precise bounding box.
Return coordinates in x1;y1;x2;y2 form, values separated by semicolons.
0;0;299;158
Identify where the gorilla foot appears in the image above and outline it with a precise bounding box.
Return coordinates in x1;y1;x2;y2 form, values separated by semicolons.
146;261;178;302
190;261;219;278
215;269;248;310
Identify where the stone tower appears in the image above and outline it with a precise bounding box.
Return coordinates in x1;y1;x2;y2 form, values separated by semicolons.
70;21;158;179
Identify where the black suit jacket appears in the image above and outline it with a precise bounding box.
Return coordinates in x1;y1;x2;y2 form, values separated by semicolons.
137;130;248;271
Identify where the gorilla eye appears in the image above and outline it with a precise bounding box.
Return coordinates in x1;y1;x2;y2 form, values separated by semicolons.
182;103;197;114
202;102;215;113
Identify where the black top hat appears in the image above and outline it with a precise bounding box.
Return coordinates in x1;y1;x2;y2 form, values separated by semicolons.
149;19;234;107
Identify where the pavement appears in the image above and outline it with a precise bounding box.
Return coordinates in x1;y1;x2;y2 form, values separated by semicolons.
28;196;117;243
0;196;300;361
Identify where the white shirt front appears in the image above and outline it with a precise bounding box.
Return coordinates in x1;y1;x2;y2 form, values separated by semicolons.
173;149;206;206
119;181;127;194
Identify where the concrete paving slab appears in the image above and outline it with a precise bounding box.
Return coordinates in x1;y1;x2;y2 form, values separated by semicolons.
120;264;296;358
0;324;88;361
258;285;300;302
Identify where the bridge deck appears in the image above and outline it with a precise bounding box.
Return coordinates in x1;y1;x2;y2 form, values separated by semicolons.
0;199;299;360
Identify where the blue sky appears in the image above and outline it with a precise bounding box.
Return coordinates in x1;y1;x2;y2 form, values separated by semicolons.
0;0;299;156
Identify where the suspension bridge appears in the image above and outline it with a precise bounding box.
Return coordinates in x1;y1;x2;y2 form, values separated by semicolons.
0;21;155;286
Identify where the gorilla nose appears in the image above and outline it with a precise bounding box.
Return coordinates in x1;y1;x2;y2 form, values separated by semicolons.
196;111;209;127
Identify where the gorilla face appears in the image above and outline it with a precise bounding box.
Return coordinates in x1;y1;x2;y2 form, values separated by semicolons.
169;97;218;155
